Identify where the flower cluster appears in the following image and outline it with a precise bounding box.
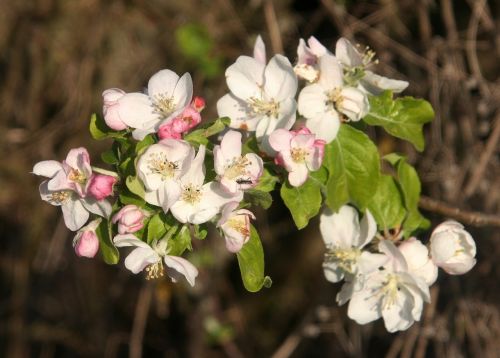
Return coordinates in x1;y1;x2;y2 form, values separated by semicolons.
32;34;477;332
320;206;476;332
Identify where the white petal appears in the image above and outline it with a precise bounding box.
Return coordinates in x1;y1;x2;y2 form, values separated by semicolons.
32;160;62;178
164;255;199;287
379;240;408;272
161;182;182;213
322;262;344;283
297;84;327;120
304;111;340;143
221;130;242;160
318;54;344;89
358;252;389;275
217;94;259;131
226;56;265;100
81;197;112;218
348;281;382;324
62;197;89;231
117;93;158;129
253;35;266;64
357;209;377;248
336;280;355;306
268;129;292;152
114;233;152;249
320;206;360;248
335;37;363;67
381;291;414;332
124;247;160;274
264;54;297;101
172;73;193;110
148;69;179;99
288;164;309;187
361;71;409;95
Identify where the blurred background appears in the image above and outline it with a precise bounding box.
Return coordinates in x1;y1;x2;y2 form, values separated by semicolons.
1;0;500;357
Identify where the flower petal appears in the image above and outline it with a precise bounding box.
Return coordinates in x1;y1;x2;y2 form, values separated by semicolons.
335;37;363;67
318;54;344;89
264;54;298;101
164;255;199;287
81;197;112;218
305;111;340;143
357;209;377;248
297;84;327;120
253;35;266;64
113;233;151;249
124;247;160;274
118;92;158;129
226;56;265;100
62;197;89;231
148;69;179;99
32;160;62;178
320;206;360;248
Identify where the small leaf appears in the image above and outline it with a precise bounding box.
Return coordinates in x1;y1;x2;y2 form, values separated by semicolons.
367;175;406;230
193;224;208;240
324;125;380;212
126;176;145;198
236;225;271;292
168;225;192;256
147;214;167;244
89;113;125;140
280;177;322;229
184;117;229;146
135;134;156;155
95;219;119;264
119;188;146;207
101;149;119;165
245;189;273;209
364;91;434;151
253;168;279;192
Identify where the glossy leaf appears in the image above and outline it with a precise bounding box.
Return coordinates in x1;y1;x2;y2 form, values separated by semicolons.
367;175;406;230
280;177;322;230
95;219;119;264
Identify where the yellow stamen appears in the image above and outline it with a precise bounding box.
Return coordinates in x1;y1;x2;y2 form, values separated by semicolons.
147;152;179;180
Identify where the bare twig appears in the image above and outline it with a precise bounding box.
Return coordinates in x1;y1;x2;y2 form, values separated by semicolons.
129;283;154;358
464;114;500;198
415;286;440;358
264;0;283;54
419;196;500;227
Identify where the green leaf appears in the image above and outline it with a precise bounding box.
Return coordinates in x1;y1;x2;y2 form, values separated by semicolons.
184;117;229;146
384;154;430;235
236;225;271;292
101;149;119;165
253;168;279;192
364;91;434;151
245;189;273;209
324;125;380;212
367;175;406;230
95;219;119;264
147;214;167;244
193;224;208;240
89;113;125;140
119;188;146;207
119;157;135;177
280;177;322;230
135;134;156;155
309;166;328;187
168;225;192;256
126;176;145;198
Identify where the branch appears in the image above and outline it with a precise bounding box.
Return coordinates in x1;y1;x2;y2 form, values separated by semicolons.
419;196;500;227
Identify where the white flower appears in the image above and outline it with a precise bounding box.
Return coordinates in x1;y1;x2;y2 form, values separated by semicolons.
213;130;263;194
217;54;297;146
294;36;329;82
320;205;387;283
347;240;430;333
217;201;255;253
430;221;476;275
399;237;438;285
335;37;409;95
108;69;193;139
298;54;369;143
170;145;242;224
136;139;194;213
114;234;198;286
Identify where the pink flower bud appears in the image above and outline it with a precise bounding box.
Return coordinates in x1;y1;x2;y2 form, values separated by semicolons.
102;88;128;131
157;122;182;140
73;219;101;258
88;174;117;200
193;96;205;112
112;205;146;234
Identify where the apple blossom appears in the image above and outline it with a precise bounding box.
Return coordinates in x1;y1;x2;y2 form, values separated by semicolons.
298;54;369;143
112;205;148;234
73;218;101;258
294;36;329;82
136;139;194;212
104;69;193;139
347;240;430;332
217;54;297;147
430;220;476;275
171;145;242;224
253;35;266;65
113;234;198;286
213;130;263;194
269;127;325;187
217;201;255;253
157;101;202;140
87;174;117;200
102;88;128;130
335;37;409;95
399;237;438;286
320;206;387;283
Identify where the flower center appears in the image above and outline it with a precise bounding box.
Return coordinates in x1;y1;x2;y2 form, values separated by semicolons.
228;216;250;238
145;260;164;280
324;246;360;274
325;88;344;110
248;97;280;118
153;94;175;117
291;147;308;163
224;156;251;180
49;191;71;204
68;169;86;184
379;274;400;309
181;183;202;205
147;152;179;180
